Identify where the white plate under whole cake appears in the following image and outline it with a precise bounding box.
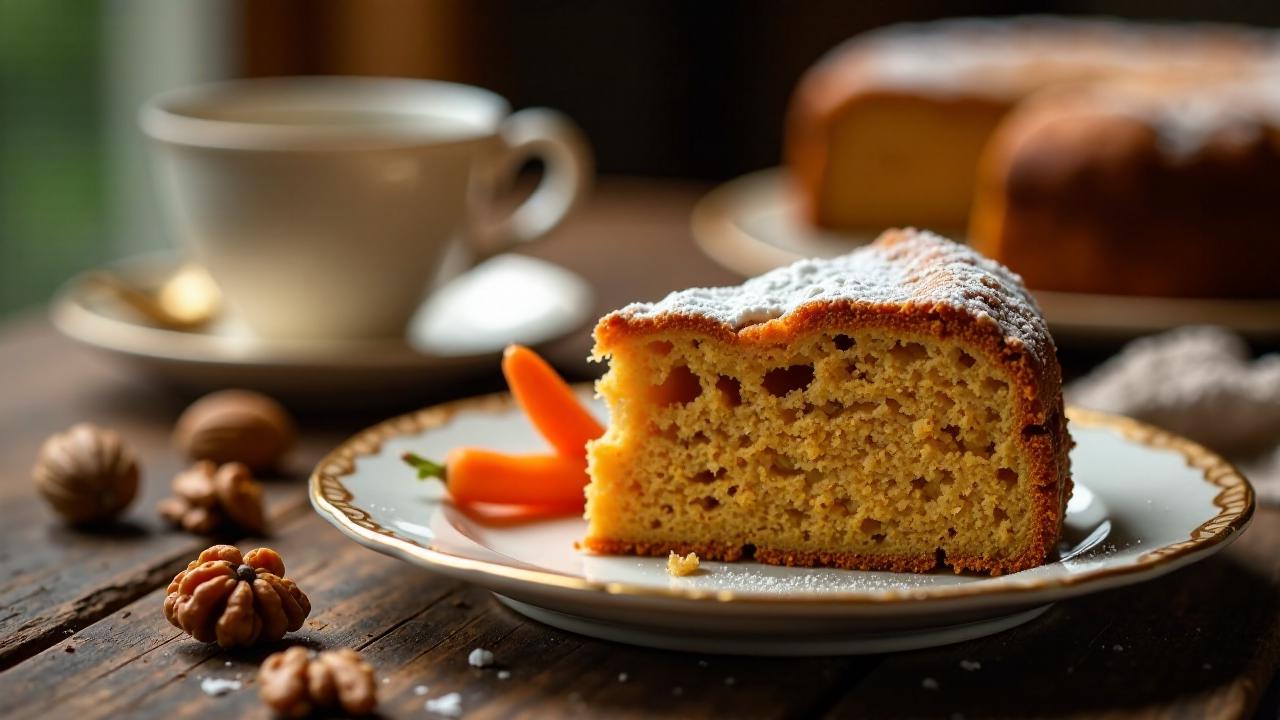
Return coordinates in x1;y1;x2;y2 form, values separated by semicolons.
692;169;1280;343
311;389;1254;656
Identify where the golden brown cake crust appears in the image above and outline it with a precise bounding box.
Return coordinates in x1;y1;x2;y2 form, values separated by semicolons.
588;229;1072;576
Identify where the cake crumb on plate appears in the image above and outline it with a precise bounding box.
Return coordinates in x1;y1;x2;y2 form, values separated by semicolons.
667;551;700;576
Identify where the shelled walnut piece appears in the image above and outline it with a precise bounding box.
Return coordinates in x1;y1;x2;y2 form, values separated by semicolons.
32;423;140;524
174;389;295;471
157;460;266;535
164;545;310;648
259;647;378;718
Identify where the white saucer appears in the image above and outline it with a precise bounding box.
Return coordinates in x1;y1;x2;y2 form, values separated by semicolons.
692;169;1280;342
311;390;1253;656
51;252;594;400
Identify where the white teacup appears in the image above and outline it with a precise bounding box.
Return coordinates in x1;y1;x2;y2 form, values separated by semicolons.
141;77;592;341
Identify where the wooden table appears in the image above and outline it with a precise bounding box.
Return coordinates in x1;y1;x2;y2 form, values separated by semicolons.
1;179;1278;719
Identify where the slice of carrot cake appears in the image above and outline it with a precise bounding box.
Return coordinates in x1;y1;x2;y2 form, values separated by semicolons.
583;228;1071;575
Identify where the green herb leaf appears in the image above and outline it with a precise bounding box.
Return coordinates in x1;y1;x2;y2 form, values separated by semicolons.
401;452;446;481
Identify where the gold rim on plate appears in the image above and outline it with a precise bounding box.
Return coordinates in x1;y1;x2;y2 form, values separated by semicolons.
310;388;1254;605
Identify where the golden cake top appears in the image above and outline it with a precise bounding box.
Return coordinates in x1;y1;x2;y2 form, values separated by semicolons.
607;229;1053;365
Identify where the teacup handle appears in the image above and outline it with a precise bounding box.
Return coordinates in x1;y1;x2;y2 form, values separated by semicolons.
475;108;593;256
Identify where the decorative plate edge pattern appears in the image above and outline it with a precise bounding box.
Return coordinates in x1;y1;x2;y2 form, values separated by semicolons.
1064;407;1254;565
309;389;1255;606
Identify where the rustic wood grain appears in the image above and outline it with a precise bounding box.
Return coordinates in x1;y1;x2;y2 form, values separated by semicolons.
0;512;870;720
0;316;356;669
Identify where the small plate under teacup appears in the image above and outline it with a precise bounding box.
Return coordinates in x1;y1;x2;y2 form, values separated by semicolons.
51;251;594;401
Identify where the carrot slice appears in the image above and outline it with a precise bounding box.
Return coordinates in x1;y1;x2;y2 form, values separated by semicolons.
403;448;588;509
501;345;604;458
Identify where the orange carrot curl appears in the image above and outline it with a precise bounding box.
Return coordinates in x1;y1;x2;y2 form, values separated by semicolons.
501;345;604;459
403;448;587;510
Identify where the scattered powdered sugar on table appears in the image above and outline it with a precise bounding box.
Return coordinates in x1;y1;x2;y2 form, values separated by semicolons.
922;677;940;690
414;685;430;696
468;648;495;668
199;677;241;697
959;660;982;671
617;672;629;682
608;229;1051;364
497;670;511;680
425;692;463;717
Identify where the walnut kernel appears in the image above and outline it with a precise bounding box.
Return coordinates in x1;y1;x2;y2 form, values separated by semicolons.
163;545;309;648
158;461;266;535
259;646;377;717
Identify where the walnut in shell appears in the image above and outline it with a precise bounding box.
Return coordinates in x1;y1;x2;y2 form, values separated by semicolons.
163;545;310;648
32;423;140;524
157;460;266;535
259;646;378;718
174;390;295;471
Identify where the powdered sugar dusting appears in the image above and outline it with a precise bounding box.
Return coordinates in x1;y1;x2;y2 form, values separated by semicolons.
815;18;1280;100
613;229;1051;364
1013;73;1280;159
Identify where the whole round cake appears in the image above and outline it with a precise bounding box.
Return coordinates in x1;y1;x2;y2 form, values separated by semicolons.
784;16;1280;297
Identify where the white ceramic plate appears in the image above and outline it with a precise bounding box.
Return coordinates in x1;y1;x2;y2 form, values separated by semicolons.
311;389;1253;656
51;252;594;401
692;169;1280;343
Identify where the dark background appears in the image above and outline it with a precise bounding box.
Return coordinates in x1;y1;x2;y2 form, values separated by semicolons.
241;0;1280;178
